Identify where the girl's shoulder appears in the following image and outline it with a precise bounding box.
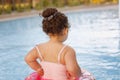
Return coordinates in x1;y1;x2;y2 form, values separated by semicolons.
65;45;76;54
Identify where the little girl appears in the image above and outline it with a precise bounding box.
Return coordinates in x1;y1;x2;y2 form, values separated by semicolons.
25;8;95;80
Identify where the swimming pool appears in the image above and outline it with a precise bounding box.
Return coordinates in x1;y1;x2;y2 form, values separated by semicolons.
0;7;119;80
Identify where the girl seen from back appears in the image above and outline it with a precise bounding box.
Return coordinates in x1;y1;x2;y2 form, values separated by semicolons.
25;8;95;80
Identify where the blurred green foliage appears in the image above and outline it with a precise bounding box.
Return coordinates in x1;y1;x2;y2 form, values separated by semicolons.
0;5;2;14
53;0;65;7
15;3;31;12
3;4;12;13
0;0;118;14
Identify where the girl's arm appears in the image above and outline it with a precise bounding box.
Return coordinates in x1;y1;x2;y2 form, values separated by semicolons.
24;47;44;76
65;46;82;79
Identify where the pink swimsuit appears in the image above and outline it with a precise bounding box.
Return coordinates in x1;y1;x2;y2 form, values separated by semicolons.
37;45;68;80
25;45;95;80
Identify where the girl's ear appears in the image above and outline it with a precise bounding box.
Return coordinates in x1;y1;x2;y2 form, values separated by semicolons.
61;28;68;35
64;28;68;34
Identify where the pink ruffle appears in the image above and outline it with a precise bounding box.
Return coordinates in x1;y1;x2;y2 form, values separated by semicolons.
25;72;41;80
25;72;95;80
25;72;51;80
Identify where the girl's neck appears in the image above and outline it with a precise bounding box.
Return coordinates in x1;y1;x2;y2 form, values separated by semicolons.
48;36;63;44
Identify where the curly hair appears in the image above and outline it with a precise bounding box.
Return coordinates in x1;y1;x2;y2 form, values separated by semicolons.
41;8;69;35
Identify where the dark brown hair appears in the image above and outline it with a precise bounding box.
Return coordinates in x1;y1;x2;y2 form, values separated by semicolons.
41;8;69;35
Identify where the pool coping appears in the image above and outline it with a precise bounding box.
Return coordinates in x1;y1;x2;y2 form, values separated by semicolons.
0;4;118;22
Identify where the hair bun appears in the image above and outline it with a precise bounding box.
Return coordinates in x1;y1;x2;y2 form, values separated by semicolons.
42;8;58;18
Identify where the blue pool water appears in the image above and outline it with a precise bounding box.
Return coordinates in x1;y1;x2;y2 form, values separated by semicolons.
0;8;120;80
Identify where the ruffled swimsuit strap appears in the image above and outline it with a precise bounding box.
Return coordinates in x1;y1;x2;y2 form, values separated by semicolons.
58;45;67;63
35;45;44;61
